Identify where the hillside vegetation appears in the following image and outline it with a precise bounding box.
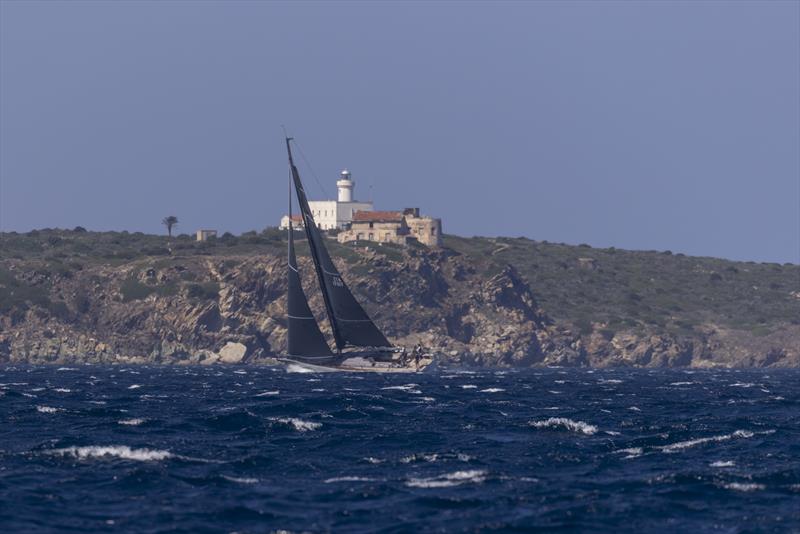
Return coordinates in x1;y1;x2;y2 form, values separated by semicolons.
0;228;797;367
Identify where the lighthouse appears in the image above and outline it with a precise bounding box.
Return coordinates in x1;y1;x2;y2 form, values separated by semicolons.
337;169;354;202
280;168;373;231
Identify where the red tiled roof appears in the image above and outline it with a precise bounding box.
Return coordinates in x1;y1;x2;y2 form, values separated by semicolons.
288;214;303;222
352;210;404;223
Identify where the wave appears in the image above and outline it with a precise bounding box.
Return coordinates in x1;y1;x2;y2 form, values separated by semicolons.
117;418;146;426
401;452;473;464
723;482;765;492
128;384;142;389
324;476;378;483
406;470;488;488
615;447;643;458
255;391;280;397
36;406;64;414
53;388;71;393
710;460;735;467
659;430;754;453
46;445;173;462
669;382;695;386
286;364;315;374
529;418;599;435
222;475;259;484
381;384;421;393
480;388;505;393
270;418;321;432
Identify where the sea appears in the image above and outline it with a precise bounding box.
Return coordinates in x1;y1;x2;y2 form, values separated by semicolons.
0;365;798;533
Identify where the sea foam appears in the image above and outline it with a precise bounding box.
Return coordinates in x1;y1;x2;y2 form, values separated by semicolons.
659;430;754;453
271;418;321;432
529;418;599;435
406;470;488;488
46;445;173;462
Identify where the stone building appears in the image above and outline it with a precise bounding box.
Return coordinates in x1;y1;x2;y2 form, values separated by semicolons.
280;169;373;230
337;208;442;247
196;229;217;241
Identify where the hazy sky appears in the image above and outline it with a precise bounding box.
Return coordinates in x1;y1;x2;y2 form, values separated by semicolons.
1;1;798;263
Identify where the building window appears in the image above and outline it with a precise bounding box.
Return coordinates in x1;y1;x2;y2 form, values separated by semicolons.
357;233;363;240
369;233;374;240
431;227;436;235
369;222;374;229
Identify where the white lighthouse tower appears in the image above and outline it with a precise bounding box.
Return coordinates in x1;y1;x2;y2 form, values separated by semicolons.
280;168;373;231
337;169;354;202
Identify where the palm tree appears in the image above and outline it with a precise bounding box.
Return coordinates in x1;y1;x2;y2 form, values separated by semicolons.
162;216;178;237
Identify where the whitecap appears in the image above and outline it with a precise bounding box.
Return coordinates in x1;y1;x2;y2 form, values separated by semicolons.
723;482;765;492
286;364;315;374
669;382;695;386
406;470;488;488
480;388;505;393
127;384;142;390
599;379;623;384
401;453;440;463
222;475;259;484
117;418;146;426
255;391;280;397
710;460;735;467
56;367;78;372
729;382;756;388
37;405;63;414
615;447;643;458
233;370;247;375
324;476;378;483
629;406;641;412
271;417;321;432
659;430;754;453
529;418;598;435
311;388;326;392
364;457;384;464
46;445;173;462
460;385;478;389
53;388;71;393
381;384;419;391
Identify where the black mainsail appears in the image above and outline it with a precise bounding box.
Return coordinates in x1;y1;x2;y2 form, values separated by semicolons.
287;221;334;359
286;138;391;351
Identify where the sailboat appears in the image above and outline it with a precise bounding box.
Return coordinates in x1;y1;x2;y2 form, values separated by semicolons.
281;137;432;373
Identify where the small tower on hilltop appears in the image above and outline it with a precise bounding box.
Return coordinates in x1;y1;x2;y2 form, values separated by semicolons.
337;169;354;202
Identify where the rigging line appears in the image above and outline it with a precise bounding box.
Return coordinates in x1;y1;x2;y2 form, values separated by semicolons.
292;138;332;200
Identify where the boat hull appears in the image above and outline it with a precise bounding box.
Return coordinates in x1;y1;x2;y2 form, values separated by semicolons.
278;355;434;374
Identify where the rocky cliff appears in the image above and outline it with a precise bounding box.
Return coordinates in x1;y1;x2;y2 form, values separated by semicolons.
1;230;798;367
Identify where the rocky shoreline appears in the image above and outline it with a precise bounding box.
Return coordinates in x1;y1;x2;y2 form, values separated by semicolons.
1;233;797;368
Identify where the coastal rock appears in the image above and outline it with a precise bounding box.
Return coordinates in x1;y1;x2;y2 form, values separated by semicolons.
0;237;797;368
218;342;248;364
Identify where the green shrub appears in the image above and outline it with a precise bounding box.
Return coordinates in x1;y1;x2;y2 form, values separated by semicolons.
120;278;152;302
185;281;220;300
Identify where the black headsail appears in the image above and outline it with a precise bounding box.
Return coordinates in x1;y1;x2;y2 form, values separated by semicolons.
287;220;334;359
286;138;391;351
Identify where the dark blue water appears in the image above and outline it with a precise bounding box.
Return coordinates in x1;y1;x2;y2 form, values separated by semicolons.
1;365;798;532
